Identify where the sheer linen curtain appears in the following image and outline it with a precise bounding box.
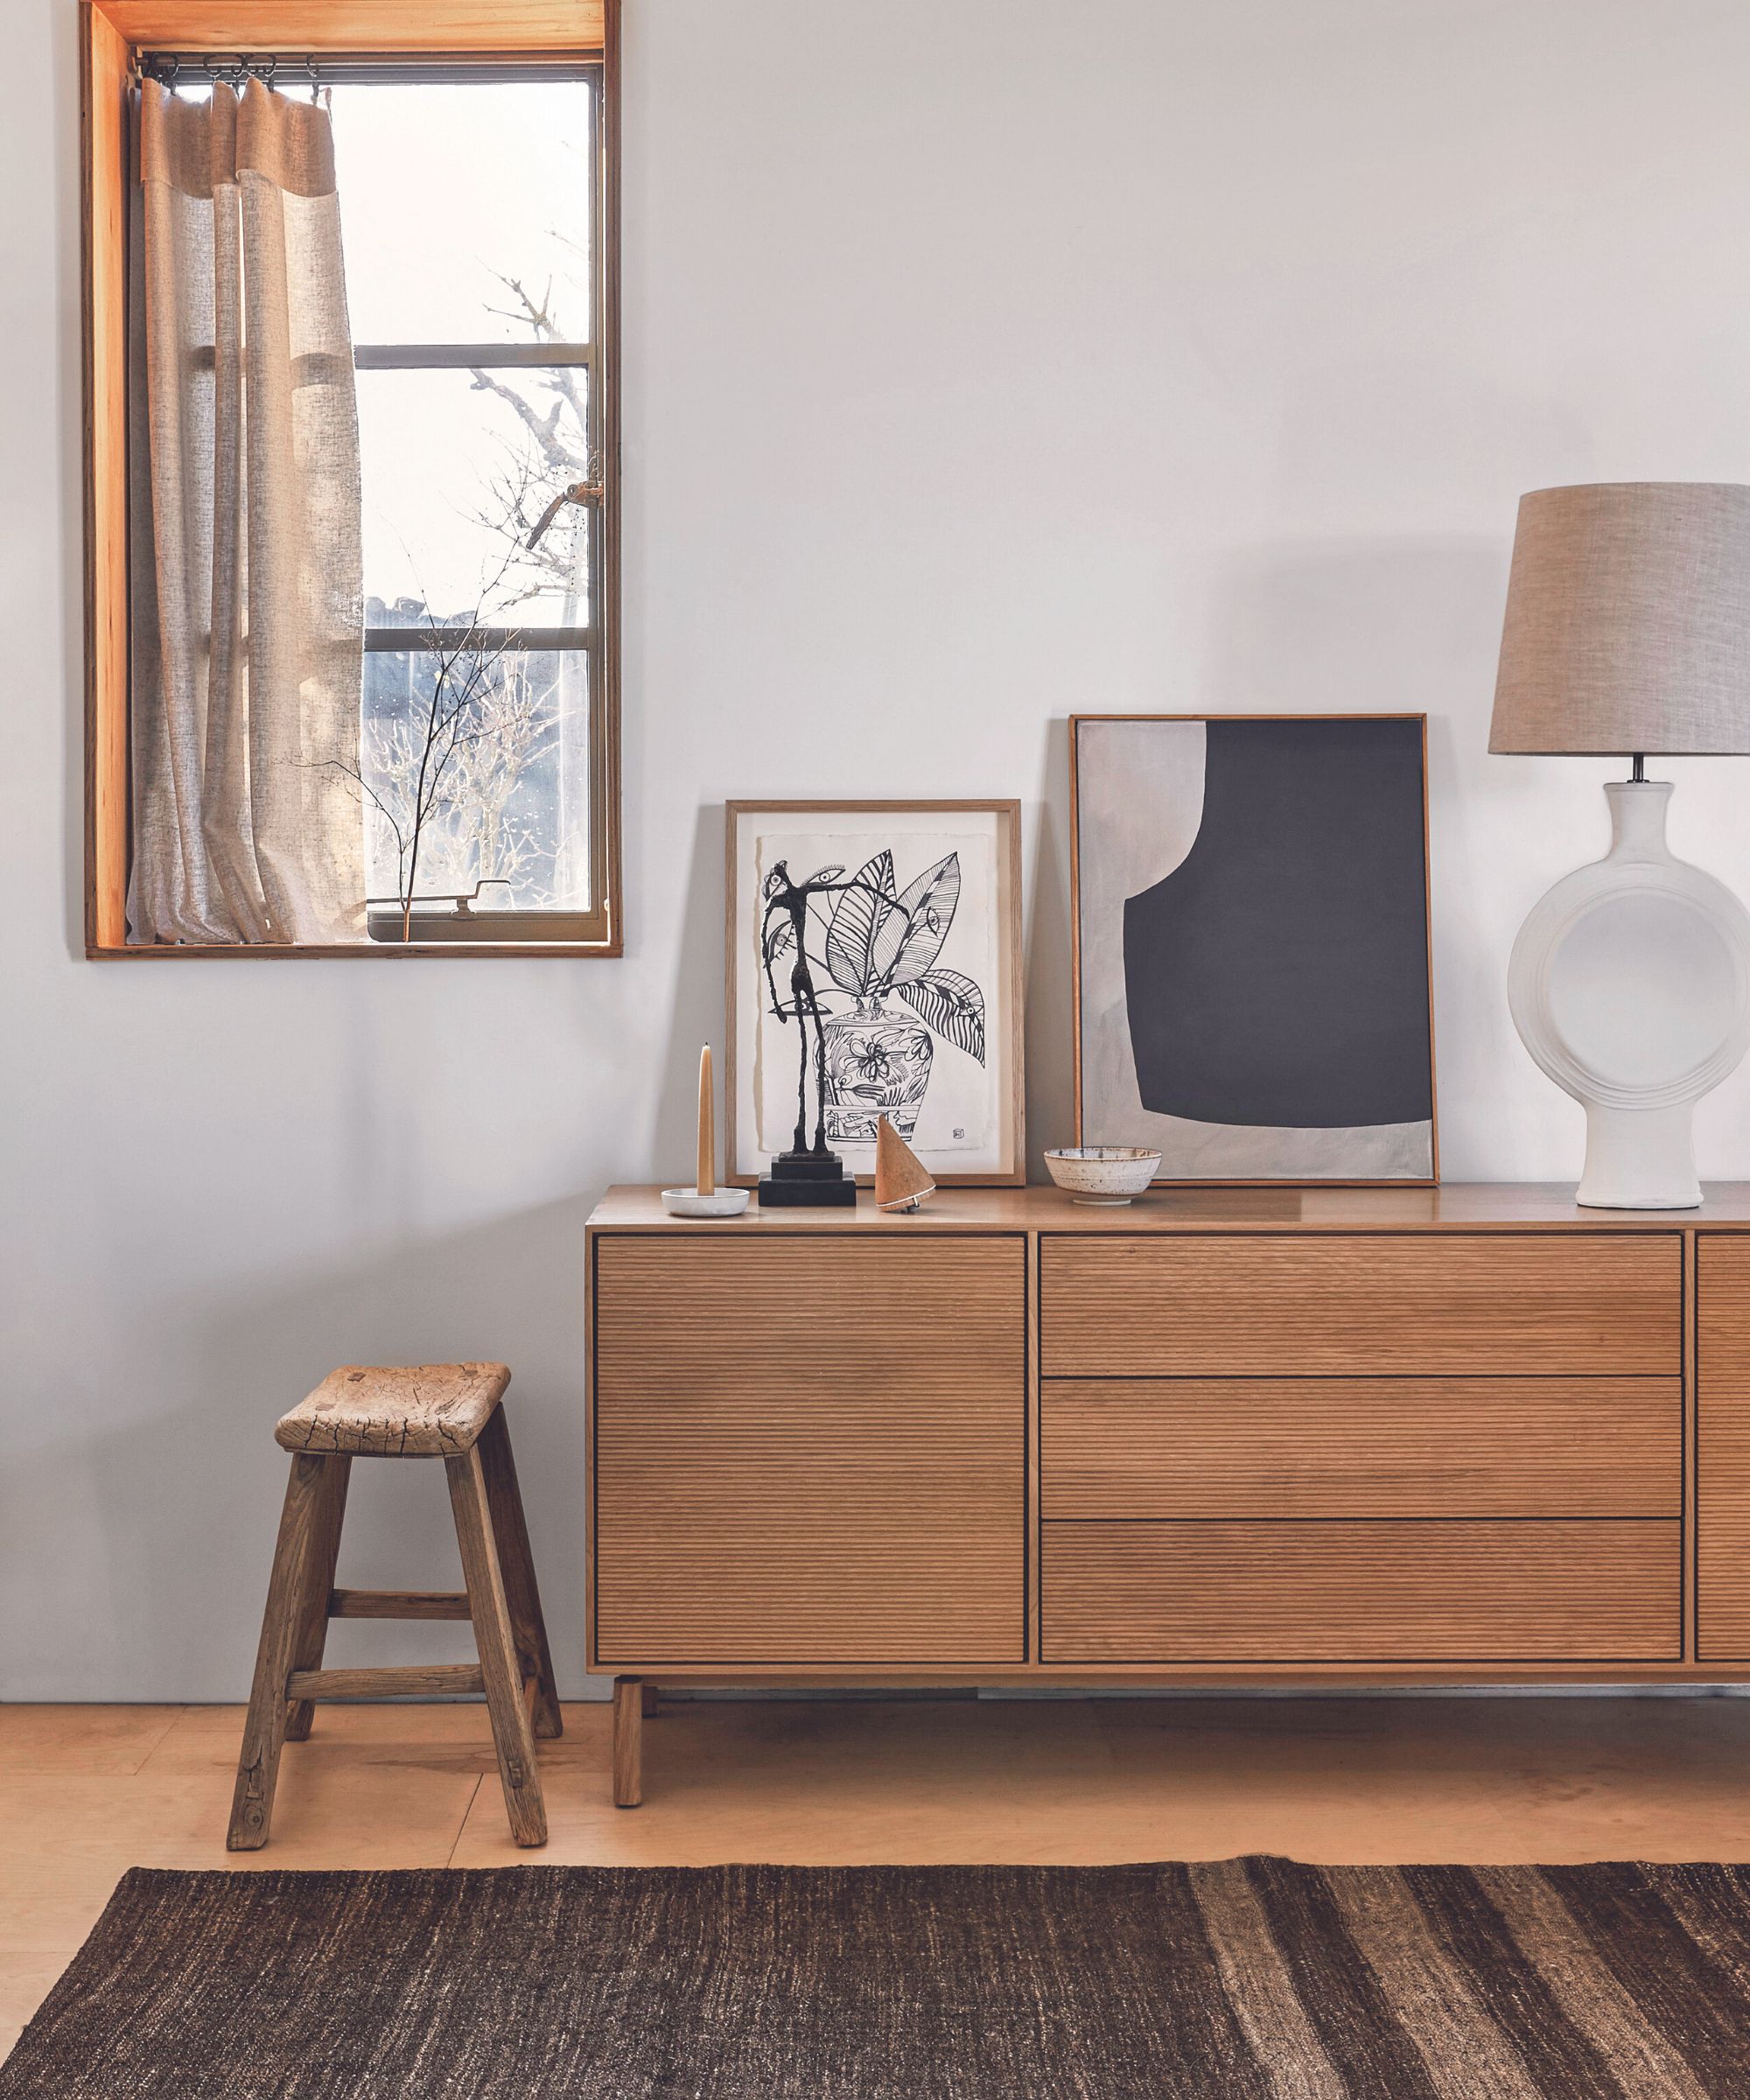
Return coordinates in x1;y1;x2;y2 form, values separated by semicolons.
129;78;366;945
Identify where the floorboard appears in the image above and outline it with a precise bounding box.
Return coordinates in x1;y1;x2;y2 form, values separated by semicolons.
5;1692;1750;2054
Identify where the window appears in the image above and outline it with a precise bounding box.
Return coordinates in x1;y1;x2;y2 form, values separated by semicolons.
342;73;607;943
80;2;620;956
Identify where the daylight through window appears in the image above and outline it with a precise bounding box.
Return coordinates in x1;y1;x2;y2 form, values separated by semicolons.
341;75;606;943
128;60;614;951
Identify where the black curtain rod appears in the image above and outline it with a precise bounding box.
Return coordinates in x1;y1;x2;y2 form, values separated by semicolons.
136;52;599;88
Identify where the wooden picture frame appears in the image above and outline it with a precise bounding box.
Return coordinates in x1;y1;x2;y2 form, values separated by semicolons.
78;0;622;957
1070;714;1438;1186
725;801;1026;1187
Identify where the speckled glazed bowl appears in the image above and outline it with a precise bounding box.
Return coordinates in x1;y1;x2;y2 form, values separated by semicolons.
1043;1146;1162;1205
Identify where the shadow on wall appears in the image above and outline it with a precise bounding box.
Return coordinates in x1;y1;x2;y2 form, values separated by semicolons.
654;802;732;1181
1208;536;1532;1177
1024;537;1524;1179
1026;734;1073;1177
1205;536;1508;718
2;1194;599;1702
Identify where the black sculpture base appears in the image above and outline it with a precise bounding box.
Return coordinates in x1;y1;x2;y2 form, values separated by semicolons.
759;1148;858;1208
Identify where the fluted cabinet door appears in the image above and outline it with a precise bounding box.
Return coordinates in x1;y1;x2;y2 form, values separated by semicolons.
592;1235;1027;1666
1698;1236;1750;1658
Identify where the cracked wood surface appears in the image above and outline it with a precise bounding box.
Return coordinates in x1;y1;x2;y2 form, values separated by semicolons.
275;1363;511;1458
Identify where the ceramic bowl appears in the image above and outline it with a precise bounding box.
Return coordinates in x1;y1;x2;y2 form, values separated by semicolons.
1042;1146;1162;1205
661;1186;751;1219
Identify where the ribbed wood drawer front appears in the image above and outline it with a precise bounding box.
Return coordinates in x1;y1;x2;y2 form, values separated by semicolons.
1041;1379;1681;1520
1040;1234;1680;1377
592;1236;1026;1665
1698;1236;1750;1658
1041;1522;1681;1662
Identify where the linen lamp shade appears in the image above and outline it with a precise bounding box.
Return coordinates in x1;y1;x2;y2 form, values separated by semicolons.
1489;482;1750;755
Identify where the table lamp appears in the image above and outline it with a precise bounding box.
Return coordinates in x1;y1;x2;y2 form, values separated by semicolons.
1489;482;1750;1208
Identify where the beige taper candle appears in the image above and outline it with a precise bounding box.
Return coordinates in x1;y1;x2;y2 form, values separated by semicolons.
696;1045;715;1196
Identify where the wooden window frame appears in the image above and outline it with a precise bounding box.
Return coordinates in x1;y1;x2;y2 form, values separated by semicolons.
79;0;623;959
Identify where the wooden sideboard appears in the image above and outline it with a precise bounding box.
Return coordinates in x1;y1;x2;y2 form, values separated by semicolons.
585;1182;1750;1804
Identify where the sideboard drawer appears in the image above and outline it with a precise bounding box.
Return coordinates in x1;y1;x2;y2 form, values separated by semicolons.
1041;1377;1681;1519
1041;1520;1681;1662
592;1235;1026;1666
1040;1233;1681;1377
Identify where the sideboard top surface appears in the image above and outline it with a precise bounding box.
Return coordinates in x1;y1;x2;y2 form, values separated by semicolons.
587;1182;1750;1234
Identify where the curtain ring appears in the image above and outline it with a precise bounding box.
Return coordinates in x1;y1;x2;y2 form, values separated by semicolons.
305;55;321;104
254;54;277;87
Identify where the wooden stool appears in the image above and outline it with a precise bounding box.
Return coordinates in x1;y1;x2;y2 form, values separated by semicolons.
228;1363;559;1851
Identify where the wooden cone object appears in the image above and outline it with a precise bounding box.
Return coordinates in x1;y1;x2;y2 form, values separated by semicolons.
874;1116;935;1213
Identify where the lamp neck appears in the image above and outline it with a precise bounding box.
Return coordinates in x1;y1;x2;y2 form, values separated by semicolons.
1603;777;1674;863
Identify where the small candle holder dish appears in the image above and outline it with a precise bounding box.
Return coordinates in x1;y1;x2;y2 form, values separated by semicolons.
1043;1146;1162;1206
661;1186;750;1219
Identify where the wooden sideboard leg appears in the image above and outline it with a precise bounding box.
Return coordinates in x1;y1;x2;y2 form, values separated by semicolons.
613;1676;643;1807
640;1681;660;1718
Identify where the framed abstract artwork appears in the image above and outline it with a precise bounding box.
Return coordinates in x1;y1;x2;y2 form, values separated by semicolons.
1070;715;1438;1184
726;801;1026;1186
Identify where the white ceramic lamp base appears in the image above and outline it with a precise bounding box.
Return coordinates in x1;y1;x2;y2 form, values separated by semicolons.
1508;780;1750;1210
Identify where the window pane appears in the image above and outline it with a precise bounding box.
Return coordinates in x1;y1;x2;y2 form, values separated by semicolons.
357;366;591;626
360;647;593;916
330;81;594;347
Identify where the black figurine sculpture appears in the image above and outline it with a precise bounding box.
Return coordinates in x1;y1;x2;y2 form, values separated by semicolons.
757;858;870;1207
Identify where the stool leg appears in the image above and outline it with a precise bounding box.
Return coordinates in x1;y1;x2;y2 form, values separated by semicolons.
613;1676;643;1807
447;1446;547;1847
229;1453;331;1851
284;1454;351;1743
475;1409;562;1740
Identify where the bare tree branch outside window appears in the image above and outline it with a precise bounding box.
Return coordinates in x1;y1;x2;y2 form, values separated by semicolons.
350;242;597;932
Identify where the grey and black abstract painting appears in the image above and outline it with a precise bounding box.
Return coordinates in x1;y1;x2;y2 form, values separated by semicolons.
1073;715;1436;1181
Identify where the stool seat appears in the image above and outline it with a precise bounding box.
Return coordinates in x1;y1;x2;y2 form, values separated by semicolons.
276;1362;510;1458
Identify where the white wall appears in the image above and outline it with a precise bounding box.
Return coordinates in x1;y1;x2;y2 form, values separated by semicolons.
6;0;1750;1699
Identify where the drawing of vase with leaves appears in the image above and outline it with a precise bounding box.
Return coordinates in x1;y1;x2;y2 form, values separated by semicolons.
812;849;987;1144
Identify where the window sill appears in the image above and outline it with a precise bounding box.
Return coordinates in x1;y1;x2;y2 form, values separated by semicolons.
88;937;623;960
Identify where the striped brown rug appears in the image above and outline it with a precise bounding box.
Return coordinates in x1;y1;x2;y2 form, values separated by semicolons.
6;1860;1750;2096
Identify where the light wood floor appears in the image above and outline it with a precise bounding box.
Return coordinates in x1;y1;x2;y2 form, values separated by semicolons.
7;1691;1750;2054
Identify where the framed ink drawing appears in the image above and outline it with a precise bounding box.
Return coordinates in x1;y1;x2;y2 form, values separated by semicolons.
1071;716;1437;1184
727;801;1025;1186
